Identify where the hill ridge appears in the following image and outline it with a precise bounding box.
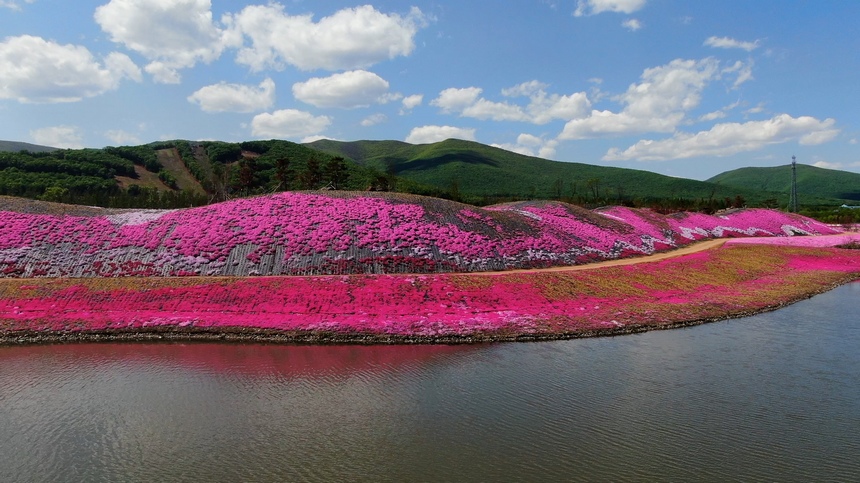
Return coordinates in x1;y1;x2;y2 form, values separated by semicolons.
2;137;857;211
0;140;58;153
306;138;840;206
707;163;860;202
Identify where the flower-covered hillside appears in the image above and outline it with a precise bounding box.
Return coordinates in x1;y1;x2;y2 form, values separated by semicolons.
0;192;839;277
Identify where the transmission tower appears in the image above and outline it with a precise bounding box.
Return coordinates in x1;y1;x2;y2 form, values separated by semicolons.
789;155;798;213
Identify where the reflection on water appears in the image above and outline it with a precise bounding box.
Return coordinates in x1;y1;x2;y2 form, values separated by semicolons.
0;282;858;482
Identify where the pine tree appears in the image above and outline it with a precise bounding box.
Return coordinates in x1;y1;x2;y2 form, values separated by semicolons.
275;157;293;191
324;156;349;189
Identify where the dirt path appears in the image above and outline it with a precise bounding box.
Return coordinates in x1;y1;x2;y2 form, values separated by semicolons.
4;235;850;284
473;233;860;277
471;239;729;276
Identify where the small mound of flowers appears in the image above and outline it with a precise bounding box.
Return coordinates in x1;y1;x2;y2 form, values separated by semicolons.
0;192;840;277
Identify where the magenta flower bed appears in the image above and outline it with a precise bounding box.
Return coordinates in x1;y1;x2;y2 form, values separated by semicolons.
1;245;857;340
0;192;839;277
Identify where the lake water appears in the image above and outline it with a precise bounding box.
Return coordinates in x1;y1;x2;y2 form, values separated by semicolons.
1;282;858;482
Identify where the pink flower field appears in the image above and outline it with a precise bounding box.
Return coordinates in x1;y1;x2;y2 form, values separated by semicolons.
0;191;840;277
1;192;856;343
0;244;857;342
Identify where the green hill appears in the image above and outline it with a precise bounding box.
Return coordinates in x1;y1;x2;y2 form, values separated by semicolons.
0;140;58;153
707;164;860;203
0;139;395;208
306;138;802;206
2;136;854;214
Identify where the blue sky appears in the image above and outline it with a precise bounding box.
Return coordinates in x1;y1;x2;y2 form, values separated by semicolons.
1;0;859;180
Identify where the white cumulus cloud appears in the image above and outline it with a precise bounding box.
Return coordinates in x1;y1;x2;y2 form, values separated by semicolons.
433;81;590;124
462;98;530;122
523;90;591;124
400;94;423;113
226;4;428;72
104;130;142;145
603;114;839;161
622;18;642;31
30;125;84;149
704;36;761;52
501;80;548;97
559;58;721;139
94;0;227;83
745;104;766;115
1;0;34;10
0;35;141;103
574;0;646;16
405;125;476;144
431;87;483;113
188;78;275;113
813;160;860;170
301;135;334;143
699;110;727;122
697;100;741;124
722;60;754;88
251;109;331;139
492;134;559;158
360;113;387;127
142;62;181;84
292;70;395;109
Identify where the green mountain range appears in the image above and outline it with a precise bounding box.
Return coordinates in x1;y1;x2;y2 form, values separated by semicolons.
0;138;856;215
306;138;850;207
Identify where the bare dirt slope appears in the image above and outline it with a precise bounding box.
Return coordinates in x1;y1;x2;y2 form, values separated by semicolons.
156;148;206;195
115;165;173;192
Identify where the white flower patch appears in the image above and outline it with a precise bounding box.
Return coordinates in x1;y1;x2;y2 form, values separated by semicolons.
708;225;774;237
104;210;174;226
513;209;542;221
780;224;812;236
674;226;711;240
598;212;627;222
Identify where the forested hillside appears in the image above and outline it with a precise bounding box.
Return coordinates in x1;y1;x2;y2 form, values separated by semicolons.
306;138;828;209
1;137;856;218
707;164;860;202
0;140;396;208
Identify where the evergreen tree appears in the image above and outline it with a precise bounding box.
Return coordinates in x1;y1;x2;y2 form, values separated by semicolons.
237;158;256;193
324;156;349;189
275;157;294;191
299;157;323;189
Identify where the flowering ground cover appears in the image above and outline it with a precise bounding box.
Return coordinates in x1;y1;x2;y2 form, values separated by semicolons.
0;244;857;343
725;232;860;247
0;192;839;277
1;192;853;343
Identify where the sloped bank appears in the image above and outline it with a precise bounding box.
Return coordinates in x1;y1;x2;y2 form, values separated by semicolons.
0;191;838;277
1;244;857;345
